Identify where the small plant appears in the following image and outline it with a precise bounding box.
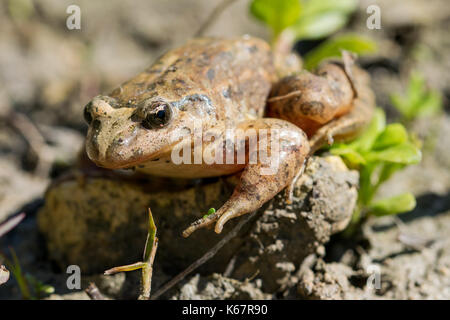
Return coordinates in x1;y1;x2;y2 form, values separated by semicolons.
104;208;158;300
0;248;54;299
390;71;443;122
329;108;422;230
303;33;376;70
249;0;377;65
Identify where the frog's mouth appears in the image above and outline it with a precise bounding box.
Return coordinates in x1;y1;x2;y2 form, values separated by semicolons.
85;126;180;171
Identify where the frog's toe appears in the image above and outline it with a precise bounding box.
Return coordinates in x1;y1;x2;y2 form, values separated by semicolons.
215;209;239;234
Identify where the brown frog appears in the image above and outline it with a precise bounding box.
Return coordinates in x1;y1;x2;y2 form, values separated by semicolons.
83;36;375;237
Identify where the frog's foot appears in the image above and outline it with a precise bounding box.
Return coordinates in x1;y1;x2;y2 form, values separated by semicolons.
182;118;309;237
284;157;307;204
182;199;243;237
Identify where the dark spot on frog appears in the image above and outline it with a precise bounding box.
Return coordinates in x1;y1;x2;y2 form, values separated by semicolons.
147;83;157;91
222;87;231;99
151;158;160;162
156;79;166;86
218;51;232;59
165;160;170;163
248;45;258;53
147;68;163;74
301;101;324;116
165;66;177;73
207;69;215;81
182;126;192;135
172;78;186;86
133;149;144;157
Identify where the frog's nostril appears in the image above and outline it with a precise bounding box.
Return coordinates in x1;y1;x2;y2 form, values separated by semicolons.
92;119;101;130
83;102;93;124
86;95;117;121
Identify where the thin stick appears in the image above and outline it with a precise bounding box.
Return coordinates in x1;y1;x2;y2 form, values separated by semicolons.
139;237;158;300
85;283;106;300
194;0;239;37
104;262;146;275
0;213;25;238
150;210;257;300
7;111;53;176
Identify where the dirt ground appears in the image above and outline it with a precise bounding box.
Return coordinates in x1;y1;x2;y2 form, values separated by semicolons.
0;0;449;299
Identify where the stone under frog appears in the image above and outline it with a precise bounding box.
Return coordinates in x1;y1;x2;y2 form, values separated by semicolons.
83;36;375;237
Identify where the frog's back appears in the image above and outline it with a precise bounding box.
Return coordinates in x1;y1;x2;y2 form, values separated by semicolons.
110;36;276;123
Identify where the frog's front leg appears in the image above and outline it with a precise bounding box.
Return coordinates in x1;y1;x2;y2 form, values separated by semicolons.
182;119;309;237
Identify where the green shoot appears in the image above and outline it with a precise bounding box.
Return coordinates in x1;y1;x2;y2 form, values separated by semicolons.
250;0;301;42
104;208;158;300
329;108;422;230
249;0;377;67
390;70;443;122
250;0;357;42
303;34;377;70
203;208;216;219
291;0;358;40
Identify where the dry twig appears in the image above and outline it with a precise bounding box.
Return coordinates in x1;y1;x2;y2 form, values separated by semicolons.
0;213;25;238
6;111;53;177
85;282;106;300
194;0;239;37
151;210;258;300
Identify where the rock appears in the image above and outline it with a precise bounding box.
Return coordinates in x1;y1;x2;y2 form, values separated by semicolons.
229;156;359;293
37;155;358;293
171;273;271;300
297;258;369;300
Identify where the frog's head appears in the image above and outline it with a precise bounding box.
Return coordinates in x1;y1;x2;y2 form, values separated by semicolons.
84;94;188;169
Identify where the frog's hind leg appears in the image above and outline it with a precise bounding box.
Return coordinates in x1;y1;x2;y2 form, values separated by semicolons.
308;67;376;154
182;119;309;237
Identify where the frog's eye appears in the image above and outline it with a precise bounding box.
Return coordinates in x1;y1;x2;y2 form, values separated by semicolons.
142;103;172;129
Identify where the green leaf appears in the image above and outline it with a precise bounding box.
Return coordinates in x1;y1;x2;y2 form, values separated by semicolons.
203;208;216;219
293;11;348;40
372;123;408;150
357;163;377;206
376;163;404;186
304;34;377;70
300;0;357;16
292;0;357;40
330;145;366;166
250;0;301;37
369;193;416;216
365;142;422;164
390;70;443;120
350;107;385;151
417;90;442;117
390;93;410;118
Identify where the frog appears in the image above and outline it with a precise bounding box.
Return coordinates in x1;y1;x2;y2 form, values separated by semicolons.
83;35;375;237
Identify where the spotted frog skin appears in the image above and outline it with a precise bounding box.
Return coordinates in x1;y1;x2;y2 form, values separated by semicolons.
84;36;375;236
